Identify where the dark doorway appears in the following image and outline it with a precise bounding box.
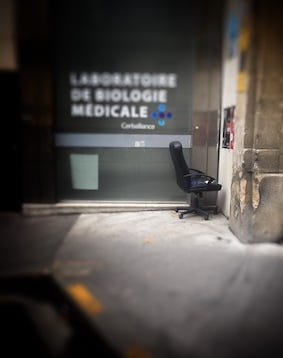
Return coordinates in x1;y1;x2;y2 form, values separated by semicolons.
0;71;21;211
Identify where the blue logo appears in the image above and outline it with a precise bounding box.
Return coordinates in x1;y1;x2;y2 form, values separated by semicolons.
150;104;173;127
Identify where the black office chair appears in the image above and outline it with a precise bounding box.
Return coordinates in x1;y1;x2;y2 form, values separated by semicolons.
169;141;222;220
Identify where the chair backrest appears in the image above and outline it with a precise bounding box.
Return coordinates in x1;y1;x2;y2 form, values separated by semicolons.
169;141;190;190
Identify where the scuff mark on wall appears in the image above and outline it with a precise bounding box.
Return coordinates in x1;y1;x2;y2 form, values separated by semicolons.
230;178;240;219
239;176;247;212
252;175;260;209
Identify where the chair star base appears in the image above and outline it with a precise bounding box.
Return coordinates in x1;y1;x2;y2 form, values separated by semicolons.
175;195;218;220
175;205;218;220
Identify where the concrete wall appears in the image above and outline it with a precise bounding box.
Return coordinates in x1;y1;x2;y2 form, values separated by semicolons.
16;0;56;203
230;0;283;243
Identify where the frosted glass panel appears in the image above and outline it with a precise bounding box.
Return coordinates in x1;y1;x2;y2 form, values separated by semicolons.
70;154;98;190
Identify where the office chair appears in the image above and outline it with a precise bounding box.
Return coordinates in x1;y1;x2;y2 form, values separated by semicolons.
169;141;222;220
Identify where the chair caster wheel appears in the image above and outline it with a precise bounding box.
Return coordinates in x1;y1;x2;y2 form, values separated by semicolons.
204;215;209;220
179;213;184;219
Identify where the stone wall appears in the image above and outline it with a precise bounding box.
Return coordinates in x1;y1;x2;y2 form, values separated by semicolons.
230;0;283;243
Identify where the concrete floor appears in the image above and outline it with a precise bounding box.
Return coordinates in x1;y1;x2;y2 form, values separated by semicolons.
1;210;283;357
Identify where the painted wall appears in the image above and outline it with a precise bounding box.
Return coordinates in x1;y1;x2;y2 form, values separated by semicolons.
218;0;241;217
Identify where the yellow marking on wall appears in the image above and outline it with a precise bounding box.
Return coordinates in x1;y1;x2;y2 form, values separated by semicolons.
238;71;247;92
124;345;154;358
67;283;104;316
239;27;250;51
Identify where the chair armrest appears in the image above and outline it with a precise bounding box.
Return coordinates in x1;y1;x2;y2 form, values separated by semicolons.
183;173;216;184
190;168;205;174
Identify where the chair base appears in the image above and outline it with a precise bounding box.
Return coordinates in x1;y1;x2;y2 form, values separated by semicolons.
174;193;219;220
176;192;219;220
175;205;218;220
